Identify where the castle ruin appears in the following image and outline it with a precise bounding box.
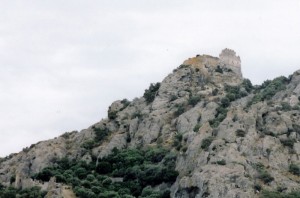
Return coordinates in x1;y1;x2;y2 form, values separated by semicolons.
219;48;242;78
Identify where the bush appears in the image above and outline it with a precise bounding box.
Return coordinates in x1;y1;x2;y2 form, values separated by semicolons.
224;84;249;103
201;137;214;151
248;76;288;107
81;140;96;149
242;79;253;92
260;190;282;198
0;186;46;198
209;106;228;128
254;184;262;192
9;175;15;184
280;139;294;148
281;102;292;111
170;95;178;102
145;147;167;163
289;164;300;176
131;111;142;119
212;88;219;96
215;65;223;73
34;167;54;181
140;186;166;198
216;159;226;165
188;95;201;107
173;134;183;150
93;126;110;142
121;99;130;108
108;110;118;120
96;162;112;174
144;83;161;104
179;64;189;69
193;124;202;132
33;146;177;198
258;171;274;184
260;190;300;198
74;187;97;198
221;97;230;108
174;104;185;116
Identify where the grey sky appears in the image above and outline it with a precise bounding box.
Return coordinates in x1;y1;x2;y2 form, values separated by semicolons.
0;0;300;157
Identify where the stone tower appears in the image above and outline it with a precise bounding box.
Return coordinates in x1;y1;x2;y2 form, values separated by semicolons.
219;48;242;78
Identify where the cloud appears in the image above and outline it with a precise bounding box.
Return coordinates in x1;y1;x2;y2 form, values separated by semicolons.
0;0;300;156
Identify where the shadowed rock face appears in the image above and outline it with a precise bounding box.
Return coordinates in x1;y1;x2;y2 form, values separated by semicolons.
1;49;300;198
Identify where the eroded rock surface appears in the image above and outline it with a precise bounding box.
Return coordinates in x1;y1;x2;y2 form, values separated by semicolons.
1;49;300;198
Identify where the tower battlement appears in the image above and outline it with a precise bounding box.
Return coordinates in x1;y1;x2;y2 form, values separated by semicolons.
219;48;242;77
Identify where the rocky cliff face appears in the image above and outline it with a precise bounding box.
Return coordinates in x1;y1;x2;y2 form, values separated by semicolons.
0;49;300;198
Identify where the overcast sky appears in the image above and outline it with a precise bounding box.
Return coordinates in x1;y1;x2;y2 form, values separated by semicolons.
0;0;300;157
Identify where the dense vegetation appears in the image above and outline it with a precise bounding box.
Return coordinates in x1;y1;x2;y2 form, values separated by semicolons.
143;83;161;104
254;163;274;184
0;185;46;198
209;79;253;128
260;190;300;198
32;146;178;198
248;76;289;106
81;126;111;150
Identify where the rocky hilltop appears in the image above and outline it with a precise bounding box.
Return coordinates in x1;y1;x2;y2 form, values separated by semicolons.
1;49;300;198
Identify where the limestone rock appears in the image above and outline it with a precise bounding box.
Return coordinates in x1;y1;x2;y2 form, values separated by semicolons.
1;49;300;198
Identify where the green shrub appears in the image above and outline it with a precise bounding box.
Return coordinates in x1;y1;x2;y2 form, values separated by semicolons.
188;95;201;107
144;147;168;163
281;102;292;111
242;79;253;92
224;85;247;101
81;140;96;149
170;95;178;102
193;124;202;132
226;93;236;102
144;83;161;104
248;76;288;107
32;146;177;198
254;184;262;192
215;65;223;73
225;85;240;94
216;159;226;165
258;171;274;184
260;190;282;198
131;111;142;119
92;126;110;142
201;137;214;151
260;190;300;198
179;64;189;69
34;167;54;181
121;99;130;108
221;97;230;108
280;139;294;148
289;164;300;176
0;186;46;198
140;186;169;198
212;88;219;96
9;175;15;184
209;106;228;128
74;187;97;198
173;134;183;150
108;110;118;120
96;162;112;174
174;104;185;116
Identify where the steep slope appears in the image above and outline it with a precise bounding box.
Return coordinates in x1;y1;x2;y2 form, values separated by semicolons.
0;49;300;198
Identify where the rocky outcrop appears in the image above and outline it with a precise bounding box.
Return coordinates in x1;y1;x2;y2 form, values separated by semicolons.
0;49;299;198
